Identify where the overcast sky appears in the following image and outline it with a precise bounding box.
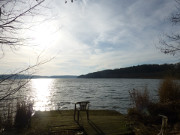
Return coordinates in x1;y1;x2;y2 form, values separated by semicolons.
1;0;180;76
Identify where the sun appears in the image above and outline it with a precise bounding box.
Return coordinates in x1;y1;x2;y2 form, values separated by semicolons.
30;21;58;50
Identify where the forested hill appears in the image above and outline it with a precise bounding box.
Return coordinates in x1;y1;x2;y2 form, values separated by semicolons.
78;63;180;79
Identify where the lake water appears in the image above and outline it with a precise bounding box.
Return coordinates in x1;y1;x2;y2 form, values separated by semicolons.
20;78;161;114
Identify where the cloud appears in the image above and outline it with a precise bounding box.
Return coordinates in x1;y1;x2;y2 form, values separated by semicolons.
0;0;178;75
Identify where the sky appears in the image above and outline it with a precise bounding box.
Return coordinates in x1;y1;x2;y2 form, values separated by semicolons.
1;0;180;76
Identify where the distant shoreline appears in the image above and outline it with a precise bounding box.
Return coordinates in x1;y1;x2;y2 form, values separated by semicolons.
0;75;77;79
1;63;180;79
78;63;180;79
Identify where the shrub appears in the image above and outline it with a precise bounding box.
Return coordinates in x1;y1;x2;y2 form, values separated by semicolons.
128;108;143;120
128;78;180;125
159;78;180;103
128;105;159;125
128;88;157;125
148;102;180;124
1;103;14;131
14;101;33;129
129;88;150;114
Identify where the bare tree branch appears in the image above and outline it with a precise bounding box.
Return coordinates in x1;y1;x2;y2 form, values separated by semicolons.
0;0;45;54
159;0;180;55
0;55;54;101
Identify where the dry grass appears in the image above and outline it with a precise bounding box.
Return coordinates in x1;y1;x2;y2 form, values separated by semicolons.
129;88;150;114
128;78;180;127
159;78;180;103
14;101;33;129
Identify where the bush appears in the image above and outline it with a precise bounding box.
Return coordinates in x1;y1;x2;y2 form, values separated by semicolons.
128;78;180;125
159;78;180;103
1;103;14;131
148;102;180;124
128;105;159;125
128;108;143;120
14;101;33;129
129;88;150;114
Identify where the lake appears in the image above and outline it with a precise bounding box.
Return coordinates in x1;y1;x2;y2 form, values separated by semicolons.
18;78;161;114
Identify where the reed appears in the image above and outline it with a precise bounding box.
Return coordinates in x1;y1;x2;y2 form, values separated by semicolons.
129;88;150;113
159;78;180;103
14;101;33;129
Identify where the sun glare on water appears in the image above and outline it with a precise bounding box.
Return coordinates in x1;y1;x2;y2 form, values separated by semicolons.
31;79;54;111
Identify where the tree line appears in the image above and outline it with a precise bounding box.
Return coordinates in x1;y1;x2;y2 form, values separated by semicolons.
78;63;180;79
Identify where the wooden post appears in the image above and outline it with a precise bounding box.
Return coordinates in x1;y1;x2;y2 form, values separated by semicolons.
74;104;76;121
158;115;168;135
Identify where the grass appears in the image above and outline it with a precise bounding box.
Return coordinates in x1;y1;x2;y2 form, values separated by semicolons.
4;110;134;135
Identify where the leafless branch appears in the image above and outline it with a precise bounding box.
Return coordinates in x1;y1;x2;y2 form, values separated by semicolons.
0;0;45;54
159;0;180;55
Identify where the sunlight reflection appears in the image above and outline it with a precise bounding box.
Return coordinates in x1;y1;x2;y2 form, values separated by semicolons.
31;79;54;111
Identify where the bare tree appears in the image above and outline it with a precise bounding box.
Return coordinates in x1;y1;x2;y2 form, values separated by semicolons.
0;0;46;55
159;0;180;55
0;0;53;128
0;0;49;99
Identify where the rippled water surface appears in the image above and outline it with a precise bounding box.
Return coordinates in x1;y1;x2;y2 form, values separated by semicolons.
24;78;161;114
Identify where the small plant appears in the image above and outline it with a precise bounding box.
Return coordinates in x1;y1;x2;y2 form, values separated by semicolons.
159;78;180;103
14;101;33;129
